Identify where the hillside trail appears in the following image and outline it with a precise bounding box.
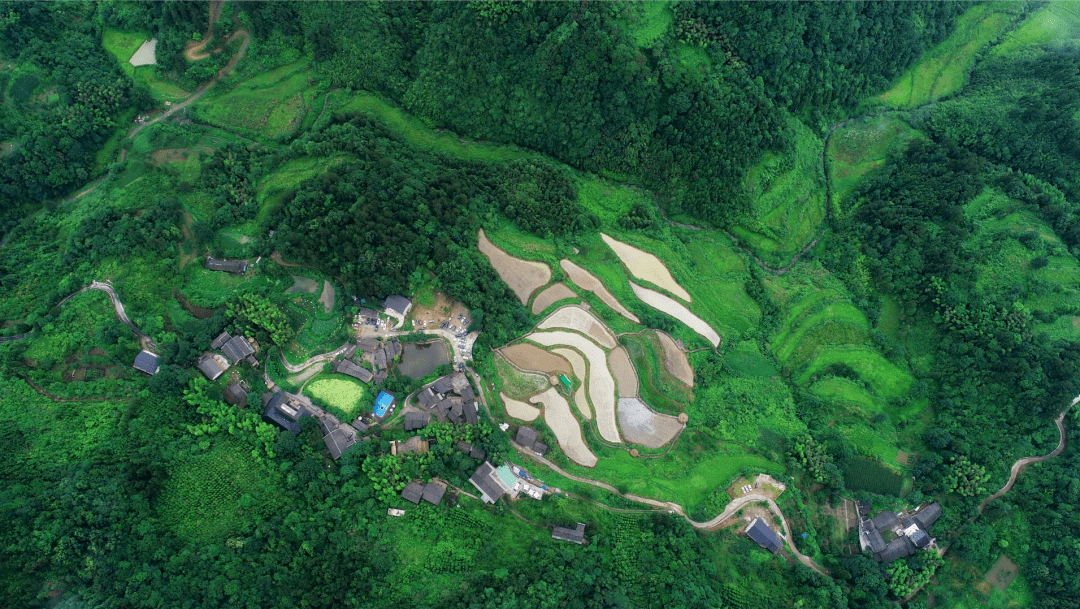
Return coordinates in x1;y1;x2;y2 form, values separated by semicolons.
57;281;157;352
976;393;1079;516
183;0;226;61
514;443;829;576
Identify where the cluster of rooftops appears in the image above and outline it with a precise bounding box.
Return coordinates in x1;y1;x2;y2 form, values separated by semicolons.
197;331;257;381
859;502;942;562
333;337;402;385
416;372;479;425
261;390;376;460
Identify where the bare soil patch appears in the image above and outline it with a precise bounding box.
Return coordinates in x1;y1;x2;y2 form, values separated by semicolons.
617;397;683;448
318;280;335;313
630;281;720;347
478;229;550;304
531;387;598;467
285;275;319;294
499;343;572;376
551;347;592;420
655;330;694;386
560;260;640;323
129;38;157;66
608;346;639;398
897;450;913;466
601;233;692;302
501;392;541;422
173;289;215;319
527;330;620;443
531;283;577;315
537;305;617;349
986;554;1018;591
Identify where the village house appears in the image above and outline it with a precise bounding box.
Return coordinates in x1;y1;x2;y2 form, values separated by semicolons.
552;523;587;544
132;350;159;375
205;257;247;275
223;382;248;408
422;373;480;425
859;502;942;562
382;294;412;318
745;518;783;554
404;412;430;432
332;358;373;383
197;332;259;380
515;426;549;456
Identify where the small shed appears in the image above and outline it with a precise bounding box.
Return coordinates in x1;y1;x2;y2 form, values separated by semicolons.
205;257;247;274
132;350;159;375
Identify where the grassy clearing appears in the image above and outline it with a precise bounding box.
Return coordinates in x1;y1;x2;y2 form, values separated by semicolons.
194;60;319;141
620;332;692;415
877;3;1018;109
733;117;826;267
828;115;923;210
991;0;1080;57
255;153;356;220
494;356;549;401
334;90;536;163
842;457;904;495
796;345;914;399
180;263;286;309
306;375;368;421
772;302;870;367
102;29;190;103
622;1;673;47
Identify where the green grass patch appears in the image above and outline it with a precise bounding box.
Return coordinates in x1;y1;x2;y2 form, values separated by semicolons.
620;332;692;415
723;342;778;378
828;115;923;210
843;457;904;495
305;375;369;421
772;302;870;366
156;438;283;543
622;1;673;47
193;60;318;141
991;0;1080;57
796;345;914;399
180;263;285;308
102;29;190;103
877;3;1018;109
494;356;549;401
733;116;826;267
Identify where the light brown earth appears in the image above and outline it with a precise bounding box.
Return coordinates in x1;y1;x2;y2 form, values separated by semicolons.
616;397;684;448
655;330;694;386
531;283;578;314
501;392;541;422
551;347;592;420
600;233;692;302
499;343;572;376
285;275;319;294
986;554;1018;591
526;330;620;443
530;387;598;467
478;229;551;304
537;305;617;349
629;281;720;347
318;280;335;313
560;260;640;323
608;346;639;398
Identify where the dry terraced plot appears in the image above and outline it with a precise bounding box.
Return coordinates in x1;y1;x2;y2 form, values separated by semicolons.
530;387;598;467
560;260;640;323
608;346;639;398
478;229;551;304
617;397;684;448
552;347;592;420
526;330;621;443
499;343;573;376
501;392;541;422
601;233;692;302
537;305;618;349
656;330;694;386
630;281;720;347
531;283;577;314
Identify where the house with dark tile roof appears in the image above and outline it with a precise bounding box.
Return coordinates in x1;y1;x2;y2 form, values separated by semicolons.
422;481;446;506
402;481;424;504
404;412;430;432
860;502;942;562
515;426;548;455
745;518;783;553
382;295;412;317
262;392;307;434
224;382;248;408
133;350;159;375
469;462;507;504
210;331;232;350
552;522;586;544
221;335;256;365
913;502;941;531
332;358;373;382
205;257;247;274
197;353;228;381
324;423;359;460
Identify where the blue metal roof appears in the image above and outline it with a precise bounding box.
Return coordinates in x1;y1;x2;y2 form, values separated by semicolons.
374;391;394;417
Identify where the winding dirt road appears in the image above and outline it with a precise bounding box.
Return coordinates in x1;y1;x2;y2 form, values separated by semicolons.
977;394;1079;515
58;281;156;352
279;342;352;373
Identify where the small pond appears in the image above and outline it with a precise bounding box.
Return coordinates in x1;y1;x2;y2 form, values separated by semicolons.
399;341;451;379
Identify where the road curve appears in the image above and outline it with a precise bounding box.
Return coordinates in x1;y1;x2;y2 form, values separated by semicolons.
978;393;1079;514
58;281;156;351
513;442;829;576
279;342;352;373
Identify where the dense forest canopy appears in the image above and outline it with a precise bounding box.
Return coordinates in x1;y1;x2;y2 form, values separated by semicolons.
1;1;1079;608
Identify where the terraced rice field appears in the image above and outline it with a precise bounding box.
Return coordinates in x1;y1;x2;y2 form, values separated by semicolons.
601;233;692;301
655;330;693;386
537;305;617;349
560;259;640;322
499;343;572;376
629;281;720;347
530;387;597;467
501;392;541;422
527;330;620;443
478;228;550;304
551;347;592;420
617;397;684;449
531;282;577;314
608;346;639;398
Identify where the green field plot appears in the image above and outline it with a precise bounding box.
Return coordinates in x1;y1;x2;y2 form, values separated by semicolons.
796;345;914;400
733;118;826;267
576;175;656;226
621;1;673;47
991;0;1080;57
180;264;284;309
193;60;318;141
828;115;923;210
842;457;904;495
620;332;692;414
494;356;549;402
156;439;283;542
723;345;779;379
102;29;190;103
810;377;880;413
877;3;1018;109
334;90;535;163
772;302;870;370
306;376;368;421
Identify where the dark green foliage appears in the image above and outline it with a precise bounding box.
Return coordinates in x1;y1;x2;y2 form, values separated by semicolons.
842;458;903;496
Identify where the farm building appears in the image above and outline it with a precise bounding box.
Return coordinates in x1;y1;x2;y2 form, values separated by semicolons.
374;348;387;369
515;426;549;456
197;353;228;381
333;358;373;382
223;382;248;408
552;523;587;544
383;295;412;317
417;387;439;409
422;481;446;506
374;391;395;418
357;337;380;353
205;257;247;274
745;518;783;553
402;481;424;504
404;412;430;432
132;350;159;375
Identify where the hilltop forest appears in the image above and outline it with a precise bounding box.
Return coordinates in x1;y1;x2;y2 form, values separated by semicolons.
1;1;1079;609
